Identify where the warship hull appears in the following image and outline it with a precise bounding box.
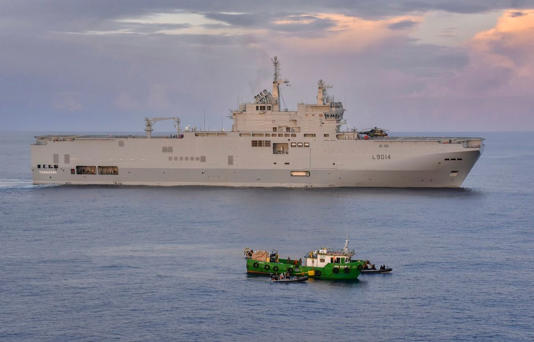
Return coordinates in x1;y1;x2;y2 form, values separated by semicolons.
31;135;482;188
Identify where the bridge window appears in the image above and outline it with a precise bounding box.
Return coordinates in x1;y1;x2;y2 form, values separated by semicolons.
304;133;316;137
252;140;271;147
273;143;289;154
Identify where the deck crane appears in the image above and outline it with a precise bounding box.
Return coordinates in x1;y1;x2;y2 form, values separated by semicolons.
144;116;181;138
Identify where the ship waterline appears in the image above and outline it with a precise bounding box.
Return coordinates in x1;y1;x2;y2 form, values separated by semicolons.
31;57;483;188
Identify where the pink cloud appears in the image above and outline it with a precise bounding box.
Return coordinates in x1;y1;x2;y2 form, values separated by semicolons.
273;13;422;54
463;9;534;97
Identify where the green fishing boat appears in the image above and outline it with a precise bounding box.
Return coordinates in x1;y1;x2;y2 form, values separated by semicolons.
244;239;365;280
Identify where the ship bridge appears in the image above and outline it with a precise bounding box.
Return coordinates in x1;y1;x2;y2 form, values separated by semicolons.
231;57;345;136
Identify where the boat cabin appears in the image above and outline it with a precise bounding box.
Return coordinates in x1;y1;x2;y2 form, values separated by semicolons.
304;245;355;268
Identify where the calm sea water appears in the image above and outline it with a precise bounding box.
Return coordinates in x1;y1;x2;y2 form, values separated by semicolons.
1;131;533;341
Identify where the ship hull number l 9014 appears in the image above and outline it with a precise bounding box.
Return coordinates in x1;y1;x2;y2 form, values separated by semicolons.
372;154;391;160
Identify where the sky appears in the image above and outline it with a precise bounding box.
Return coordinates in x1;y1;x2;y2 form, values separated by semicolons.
1;0;534;132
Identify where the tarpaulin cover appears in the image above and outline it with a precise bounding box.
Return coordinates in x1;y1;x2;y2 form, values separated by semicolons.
251;250;269;262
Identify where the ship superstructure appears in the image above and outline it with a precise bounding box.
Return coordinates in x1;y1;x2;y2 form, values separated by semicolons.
31;57;483;188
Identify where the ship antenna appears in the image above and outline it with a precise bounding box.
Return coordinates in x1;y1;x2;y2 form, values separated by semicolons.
271;56;290;111
344;234;350;254
273;56;280;84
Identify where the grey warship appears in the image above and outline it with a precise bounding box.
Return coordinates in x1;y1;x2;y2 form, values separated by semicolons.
31;57;483;188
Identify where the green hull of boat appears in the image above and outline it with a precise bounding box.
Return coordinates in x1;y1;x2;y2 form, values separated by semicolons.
246;258;364;280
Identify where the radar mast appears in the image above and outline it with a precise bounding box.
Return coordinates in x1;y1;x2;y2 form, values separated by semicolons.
271;56;289;111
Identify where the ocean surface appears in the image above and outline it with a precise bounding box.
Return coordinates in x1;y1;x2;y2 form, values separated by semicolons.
1;131;533;341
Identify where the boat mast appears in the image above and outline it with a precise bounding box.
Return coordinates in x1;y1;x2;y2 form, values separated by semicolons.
343;235;350;254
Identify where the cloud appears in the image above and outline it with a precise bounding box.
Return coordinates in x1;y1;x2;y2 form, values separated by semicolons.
388;19;417;30
270;14;422;54
271;15;337;35
467;9;534;96
204;12;265;27
1;2;534;131
510;11;525;17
